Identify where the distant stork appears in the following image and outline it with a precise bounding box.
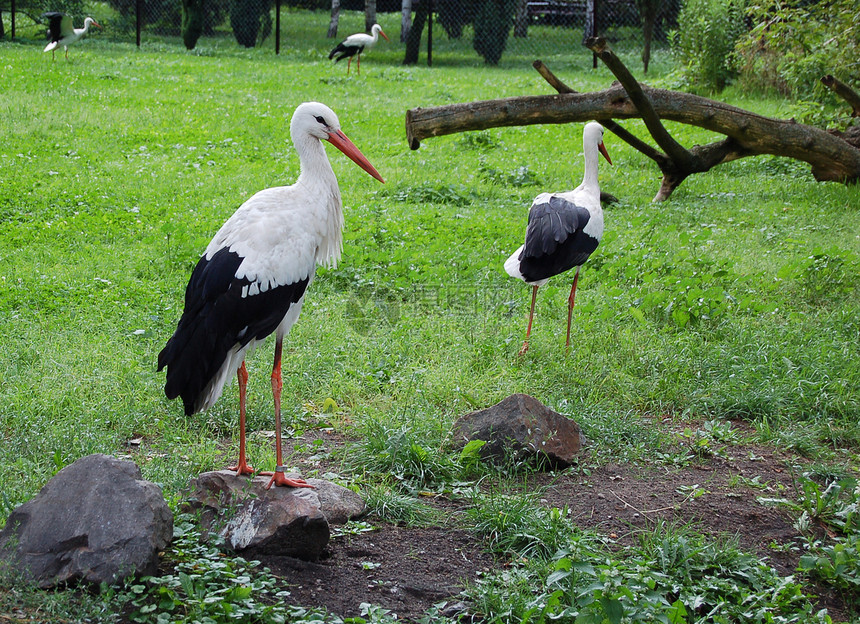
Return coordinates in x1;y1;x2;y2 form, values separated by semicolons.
505;122;612;355
328;24;389;75
42;12;100;60
157;102;384;488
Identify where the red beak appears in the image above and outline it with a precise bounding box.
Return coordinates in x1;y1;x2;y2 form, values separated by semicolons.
379;29;390;42
326;129;385;183
598;141;612;165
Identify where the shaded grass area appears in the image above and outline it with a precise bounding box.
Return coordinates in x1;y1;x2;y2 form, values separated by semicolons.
1;16;859;622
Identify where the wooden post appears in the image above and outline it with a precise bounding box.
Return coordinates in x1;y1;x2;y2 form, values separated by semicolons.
275;0;281;54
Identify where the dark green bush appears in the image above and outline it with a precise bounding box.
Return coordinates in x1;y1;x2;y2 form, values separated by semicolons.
181;0;204;49
673;0;746;92
230;0;271;47
734;0;859;102
472;0;518;65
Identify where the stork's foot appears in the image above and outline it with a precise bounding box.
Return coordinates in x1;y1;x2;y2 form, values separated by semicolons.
227;459;256;477
518;340;530;356
263;467;315;489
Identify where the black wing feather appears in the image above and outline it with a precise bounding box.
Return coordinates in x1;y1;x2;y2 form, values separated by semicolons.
42;12;65;42
329;42;362;61
518;195;599;282
158;247;310;415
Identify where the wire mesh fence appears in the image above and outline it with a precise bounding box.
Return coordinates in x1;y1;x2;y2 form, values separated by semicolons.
2;0;675;68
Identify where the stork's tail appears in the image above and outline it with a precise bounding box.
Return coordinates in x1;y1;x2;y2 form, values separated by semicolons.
329;43;346;60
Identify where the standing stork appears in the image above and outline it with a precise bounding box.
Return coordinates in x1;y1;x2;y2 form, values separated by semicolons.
42;12;100;60
505;122;612;356
328;23;389;75
157;102;384;488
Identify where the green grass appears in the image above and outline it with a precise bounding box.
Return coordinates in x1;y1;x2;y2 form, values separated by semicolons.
1;7;859;622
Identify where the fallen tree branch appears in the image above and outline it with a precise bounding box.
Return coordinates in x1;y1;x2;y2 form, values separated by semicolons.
821;75;860;117
586;37;694;171
532;60;667;164
405;45;860;201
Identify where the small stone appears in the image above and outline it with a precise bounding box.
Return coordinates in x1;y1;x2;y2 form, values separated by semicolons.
450;394;585;468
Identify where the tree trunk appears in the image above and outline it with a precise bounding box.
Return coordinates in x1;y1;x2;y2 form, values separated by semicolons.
365;0;378;32
821;75;860;118
514;0;529;38
405;42;860;200
400;0;412;42
404;2;427;64
328;0;341;38
638;0;658;74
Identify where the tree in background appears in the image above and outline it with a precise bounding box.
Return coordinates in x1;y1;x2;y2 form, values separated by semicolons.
182;0;204;48
364;0;376;31
472;0;517;64
327;0;340;37
400;0;411;41
408;0;517;65
230;0;271;46
635;0;662;73
735;0;858;104
1;0;83;37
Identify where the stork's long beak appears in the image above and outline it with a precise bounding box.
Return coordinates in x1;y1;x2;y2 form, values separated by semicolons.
598;141;612;165
379;29;390;41
327;129;385;183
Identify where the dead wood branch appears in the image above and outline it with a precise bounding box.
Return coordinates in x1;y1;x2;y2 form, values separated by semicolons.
405;44;860;201
822;75;860;117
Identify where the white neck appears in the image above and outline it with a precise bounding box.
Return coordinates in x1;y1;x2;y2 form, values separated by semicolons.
580;139;601;196
294;133;334;187
293;133;344;267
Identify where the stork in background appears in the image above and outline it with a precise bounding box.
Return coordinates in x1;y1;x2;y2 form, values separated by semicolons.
328;24;389;75
42;12;100;60
505;122;612;356
157;102;384;488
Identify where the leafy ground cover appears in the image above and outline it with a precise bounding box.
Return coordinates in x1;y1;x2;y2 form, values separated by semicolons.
1;10;859;623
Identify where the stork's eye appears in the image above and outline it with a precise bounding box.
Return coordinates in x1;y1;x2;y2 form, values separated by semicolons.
314;115;326;125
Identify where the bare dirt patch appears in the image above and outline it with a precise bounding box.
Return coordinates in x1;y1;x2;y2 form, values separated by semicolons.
261;428;855;623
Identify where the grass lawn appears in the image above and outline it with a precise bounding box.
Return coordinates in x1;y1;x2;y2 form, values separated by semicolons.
1;9;859;622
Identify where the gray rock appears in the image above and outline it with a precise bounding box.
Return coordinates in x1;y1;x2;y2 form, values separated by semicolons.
0;454;173;587
184;471;365;560
451;393;585;468
306;478;367;525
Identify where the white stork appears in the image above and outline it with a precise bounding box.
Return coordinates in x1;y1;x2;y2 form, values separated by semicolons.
157;102;384;488
328;23;389;75
505;121;612;356
42;12;100;60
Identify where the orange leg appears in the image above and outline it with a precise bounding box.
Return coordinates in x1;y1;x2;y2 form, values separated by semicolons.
518;285;539;356
227;362;255;476
356;53;361;75
565;267;581;350
265;338;313;489
346;56;352;74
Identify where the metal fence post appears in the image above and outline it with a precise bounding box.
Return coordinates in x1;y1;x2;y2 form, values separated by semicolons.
427;0;433;66
11;0;16;39
276;0;281;54
136;0;142;47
